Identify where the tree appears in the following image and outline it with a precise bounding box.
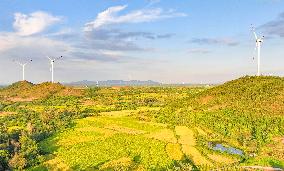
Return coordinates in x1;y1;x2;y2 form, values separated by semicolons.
19;133;39;166
8;153;27;170
0;150;9;170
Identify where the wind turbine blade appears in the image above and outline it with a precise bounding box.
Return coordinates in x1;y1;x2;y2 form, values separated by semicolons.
46;56;52;61
13;60;22;66
54;56;63;61
251;25;258;39
25;59;32;65
253;32;258;40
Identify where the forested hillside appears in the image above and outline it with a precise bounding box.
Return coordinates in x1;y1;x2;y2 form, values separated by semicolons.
193;76;284;115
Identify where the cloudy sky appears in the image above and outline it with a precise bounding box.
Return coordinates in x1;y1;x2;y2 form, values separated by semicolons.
0;0;284;84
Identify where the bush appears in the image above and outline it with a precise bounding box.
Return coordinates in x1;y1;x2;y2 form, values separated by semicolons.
8;153;27;170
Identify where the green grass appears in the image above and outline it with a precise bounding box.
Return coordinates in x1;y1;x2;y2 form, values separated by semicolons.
40;113;176;170
241;157;284;169
40;110;245;170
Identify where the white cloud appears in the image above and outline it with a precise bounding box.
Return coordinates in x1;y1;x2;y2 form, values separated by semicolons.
13;11;61;36
0;31;132;63
0;32;71;58
84;5;186;31
0;33;16;52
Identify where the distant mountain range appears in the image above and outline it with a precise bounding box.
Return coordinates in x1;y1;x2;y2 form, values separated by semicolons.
64;80;161;86
0;80;215;87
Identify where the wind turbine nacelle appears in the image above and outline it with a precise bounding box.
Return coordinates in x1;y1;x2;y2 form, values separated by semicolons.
256;39;263;43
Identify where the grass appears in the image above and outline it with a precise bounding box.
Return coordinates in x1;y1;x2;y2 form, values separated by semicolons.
241;157;284;169
145;129;177;143
55;134;171;170
165;143;183;160
175;126;196;146
207;153;238;164
40;110;246;170
181;145;212;166
40;111;177;170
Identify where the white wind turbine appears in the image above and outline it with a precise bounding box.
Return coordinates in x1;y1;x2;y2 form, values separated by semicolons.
251;25;264;76
46;56;63;83
13;59;32;81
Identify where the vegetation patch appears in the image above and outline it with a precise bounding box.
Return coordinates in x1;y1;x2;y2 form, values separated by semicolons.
1;77;284;170
105;125;146;135
40;115;175;170
166;143;184;160
145;129;177;143
175;126;196;146
181;145;212;166
99;157;136;170
207;153;238;164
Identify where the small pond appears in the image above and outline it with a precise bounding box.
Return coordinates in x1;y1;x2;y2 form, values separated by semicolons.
209;142;244;156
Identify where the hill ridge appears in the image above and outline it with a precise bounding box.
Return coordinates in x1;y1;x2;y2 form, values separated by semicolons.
192;75;284;115
0;81;83;101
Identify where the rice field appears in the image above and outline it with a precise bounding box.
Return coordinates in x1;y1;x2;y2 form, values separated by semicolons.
39;110;240;170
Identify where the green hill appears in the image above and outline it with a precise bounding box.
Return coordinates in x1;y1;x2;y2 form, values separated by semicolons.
0;81;83;101
0;77;283;170
140;76;284;167
192;76;284;115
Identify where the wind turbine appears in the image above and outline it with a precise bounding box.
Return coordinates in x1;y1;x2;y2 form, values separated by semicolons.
251;25;264;76
46;56;62;83
13;59;32;81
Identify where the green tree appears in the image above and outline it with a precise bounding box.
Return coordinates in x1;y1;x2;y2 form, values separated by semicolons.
19;133;39;166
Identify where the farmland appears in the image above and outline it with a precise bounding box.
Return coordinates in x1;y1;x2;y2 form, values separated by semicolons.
0;76;284;170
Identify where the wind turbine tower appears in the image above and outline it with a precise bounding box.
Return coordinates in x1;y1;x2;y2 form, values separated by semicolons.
13;59;32;81
47;56;63;83
251;25;264;76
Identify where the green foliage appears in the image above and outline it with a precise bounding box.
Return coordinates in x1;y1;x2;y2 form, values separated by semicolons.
8;153;27;170
0;150;9;170
133;76;284;150
0;76;283;170
243;157;284;169
40;116;176;170
57;134;171;170
86;87;101;98
19;134;40;166
0;102;6;111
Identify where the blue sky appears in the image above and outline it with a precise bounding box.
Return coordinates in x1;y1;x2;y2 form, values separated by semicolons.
0;0;284;84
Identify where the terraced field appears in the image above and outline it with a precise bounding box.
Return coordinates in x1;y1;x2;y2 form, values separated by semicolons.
40;110;239;170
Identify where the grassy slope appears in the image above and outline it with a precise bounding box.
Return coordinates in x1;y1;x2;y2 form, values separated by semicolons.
131;76;284;168
188;76;284;167
0;81;83;101
192;76;284;115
